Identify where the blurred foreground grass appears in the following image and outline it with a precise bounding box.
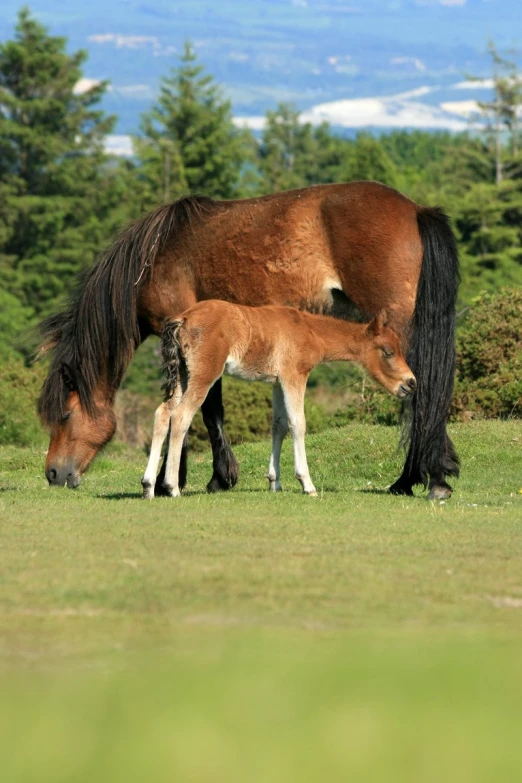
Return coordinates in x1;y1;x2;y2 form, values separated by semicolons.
1;421;521;781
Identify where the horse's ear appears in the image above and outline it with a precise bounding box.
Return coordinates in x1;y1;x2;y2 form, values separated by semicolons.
366;309;388;337
60;362;76;391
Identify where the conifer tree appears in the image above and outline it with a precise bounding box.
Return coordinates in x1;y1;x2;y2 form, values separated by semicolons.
258;103;344;193
0;7;126;314
341;133;398;187
136;41;249;206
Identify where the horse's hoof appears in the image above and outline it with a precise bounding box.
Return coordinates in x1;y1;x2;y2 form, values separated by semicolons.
154;481;171;497
389;480;414;497
305;490;318;497
206;475;235;493
161;483;180;498
427;485;452;501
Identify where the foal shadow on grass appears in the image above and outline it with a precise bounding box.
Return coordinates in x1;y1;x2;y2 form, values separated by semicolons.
98;487;339;500
358;487;392;495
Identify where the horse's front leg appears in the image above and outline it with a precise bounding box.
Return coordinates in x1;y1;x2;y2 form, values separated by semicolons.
201;378;239;493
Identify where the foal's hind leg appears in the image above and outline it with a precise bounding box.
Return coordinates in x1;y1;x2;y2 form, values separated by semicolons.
142;402;171;499
202;378;239;493
155;426;189;495
162;383;219;497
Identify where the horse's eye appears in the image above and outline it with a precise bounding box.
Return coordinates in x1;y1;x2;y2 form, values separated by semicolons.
61;411;72;424
382;348;395;359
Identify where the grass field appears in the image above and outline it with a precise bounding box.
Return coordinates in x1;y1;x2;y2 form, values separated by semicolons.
1;421;521;781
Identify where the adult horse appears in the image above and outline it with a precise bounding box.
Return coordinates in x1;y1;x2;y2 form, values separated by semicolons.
38;181;459;499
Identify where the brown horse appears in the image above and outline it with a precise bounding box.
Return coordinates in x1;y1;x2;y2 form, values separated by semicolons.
142;303;416;498
38;181;459;499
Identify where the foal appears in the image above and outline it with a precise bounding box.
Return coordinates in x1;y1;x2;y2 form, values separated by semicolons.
141;301;416;499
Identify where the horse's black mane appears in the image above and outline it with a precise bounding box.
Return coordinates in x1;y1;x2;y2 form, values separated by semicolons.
38;194;215;426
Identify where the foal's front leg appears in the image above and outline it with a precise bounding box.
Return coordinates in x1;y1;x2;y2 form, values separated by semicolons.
267;383;288;491
281;380;317;497
142;402;171;499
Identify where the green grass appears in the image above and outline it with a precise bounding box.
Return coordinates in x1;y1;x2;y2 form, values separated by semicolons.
1;421;522;781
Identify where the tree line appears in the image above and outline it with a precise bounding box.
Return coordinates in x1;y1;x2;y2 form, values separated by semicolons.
1;9;522;335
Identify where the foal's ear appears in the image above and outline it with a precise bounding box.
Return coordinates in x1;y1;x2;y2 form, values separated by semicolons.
60;362;77;391
366;309;388;337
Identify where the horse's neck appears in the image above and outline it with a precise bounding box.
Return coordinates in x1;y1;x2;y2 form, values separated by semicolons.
309;315;365;363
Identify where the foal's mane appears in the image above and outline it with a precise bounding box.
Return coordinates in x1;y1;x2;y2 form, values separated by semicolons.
38;195;215;425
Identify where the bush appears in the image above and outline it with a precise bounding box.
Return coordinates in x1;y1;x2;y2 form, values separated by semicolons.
116;376;325;453
453;288;522;419
0;358;47;447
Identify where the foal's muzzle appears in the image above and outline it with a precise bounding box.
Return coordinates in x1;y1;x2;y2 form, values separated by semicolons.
398;376;417;398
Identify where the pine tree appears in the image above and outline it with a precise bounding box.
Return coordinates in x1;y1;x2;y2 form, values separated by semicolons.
341;133;398;188
258;104;345;193
0;7;126;314
136;41;250;206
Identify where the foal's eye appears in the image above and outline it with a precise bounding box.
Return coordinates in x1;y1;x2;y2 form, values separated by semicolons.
61;411;72;424
382;347;395;359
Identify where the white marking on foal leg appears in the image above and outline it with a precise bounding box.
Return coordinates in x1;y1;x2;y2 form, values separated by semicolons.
142;402;171;499
267;383;288;491
163;383;217;497
163;407;194;498
282;381;317;497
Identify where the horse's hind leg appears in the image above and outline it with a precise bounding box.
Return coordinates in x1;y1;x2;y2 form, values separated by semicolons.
202;378;239;493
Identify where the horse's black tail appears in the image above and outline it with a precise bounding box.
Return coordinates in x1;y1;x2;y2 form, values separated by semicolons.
161;319;187;400
395;206;460;493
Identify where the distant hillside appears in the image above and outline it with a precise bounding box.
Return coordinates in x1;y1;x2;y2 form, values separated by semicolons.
0;0;519;133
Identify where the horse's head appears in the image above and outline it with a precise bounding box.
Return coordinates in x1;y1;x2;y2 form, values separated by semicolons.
363;310;417;399
40;363;116;488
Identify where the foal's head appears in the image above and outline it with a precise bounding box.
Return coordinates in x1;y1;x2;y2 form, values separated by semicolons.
362;310;416;399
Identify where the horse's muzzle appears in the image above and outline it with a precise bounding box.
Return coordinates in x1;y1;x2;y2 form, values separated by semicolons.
46;464;81;489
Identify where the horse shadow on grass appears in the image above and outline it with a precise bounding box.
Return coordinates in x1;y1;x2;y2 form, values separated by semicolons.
98;487;340;500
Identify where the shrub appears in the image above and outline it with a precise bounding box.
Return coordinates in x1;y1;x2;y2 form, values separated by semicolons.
0;358;47;447
453;288;522;419
116;376;325;453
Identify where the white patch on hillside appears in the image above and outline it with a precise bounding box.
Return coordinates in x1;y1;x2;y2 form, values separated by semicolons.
104;135;134;157
88;33;176;57
390;56;426;72
440;100;481;117
73;78;102;95
234;87;471;131
452;78;494;90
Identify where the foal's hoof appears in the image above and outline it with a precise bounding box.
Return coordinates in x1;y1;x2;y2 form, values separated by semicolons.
427;484;453;501
141;481;154;500
305;489;318;498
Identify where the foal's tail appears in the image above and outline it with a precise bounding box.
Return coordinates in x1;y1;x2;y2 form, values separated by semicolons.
161;319;187;400
403;207;460;487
